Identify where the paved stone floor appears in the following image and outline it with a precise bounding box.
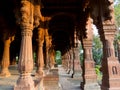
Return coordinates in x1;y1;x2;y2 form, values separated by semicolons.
0;65;82;90
58;66;81;90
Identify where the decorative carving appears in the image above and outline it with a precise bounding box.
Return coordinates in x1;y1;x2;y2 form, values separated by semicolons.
34;0;43;27
20;0;34;26
112;66;117;75
103;0;115;24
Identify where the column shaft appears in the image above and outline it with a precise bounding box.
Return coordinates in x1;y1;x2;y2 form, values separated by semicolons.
0;38;11;77
36;28;44;76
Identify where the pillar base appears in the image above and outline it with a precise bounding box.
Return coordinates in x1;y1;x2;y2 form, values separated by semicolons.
101;86;120;90
14;74;35;90
42;70;60;90
101;57;120;90
36;68;45;77
71;60;82;78
0;68;11;77
81;82;100;90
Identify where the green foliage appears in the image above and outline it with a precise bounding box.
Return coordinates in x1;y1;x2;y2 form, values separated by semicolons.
114;0;120;28
55;50;62;65
56;59;62;65
114;33;120;56
92;35;103;65
95;65;102;80
80;45;84;66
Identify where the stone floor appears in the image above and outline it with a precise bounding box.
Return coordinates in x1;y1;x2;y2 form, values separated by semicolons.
58;65;81;90
0;65;82;90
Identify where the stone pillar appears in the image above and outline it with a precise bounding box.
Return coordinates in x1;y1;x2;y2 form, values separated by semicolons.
0;38;11;77
49;49;56;68
14;0;35;90
62;54;67;69
45;29;50;69
72;47;82;78
81;16;100;90
98;0;120;89
62;55;65;67
69;49;74;75
14;27;35;90
71;27;82;78
66;50;71;74
36;28;44;76
100;24;120;90
64;53;69;71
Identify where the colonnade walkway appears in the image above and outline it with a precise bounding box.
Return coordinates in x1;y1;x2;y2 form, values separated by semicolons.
0;65;81;90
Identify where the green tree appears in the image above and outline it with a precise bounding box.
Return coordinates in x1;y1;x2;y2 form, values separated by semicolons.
92;35;103;65
114;0;120;28
55;50;62;65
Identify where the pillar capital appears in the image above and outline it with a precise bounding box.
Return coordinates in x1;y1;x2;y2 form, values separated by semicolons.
82;39;93;48
20;0;34;27
102;24;116;40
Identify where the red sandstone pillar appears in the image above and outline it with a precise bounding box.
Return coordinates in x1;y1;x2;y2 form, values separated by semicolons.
71;27;82;78
81;16;100;90
14;27;35;90
36;28;45;76
64;53;69;71
14;0;35;90
45;29;50;69
66;50;71;74
97;0;120;89
69;49;74;75
62;54;67;69
0;38;11;77
100;24;120;90
72;47;82;78
49;48;56;68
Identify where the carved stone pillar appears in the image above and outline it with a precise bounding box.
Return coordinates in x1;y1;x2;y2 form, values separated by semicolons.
66;50;71;74
62;54;67;70
45;29;50;69
14;0;35;90
69;49;74;75
64;51;69;72
81;16;100;90
97;0;120;89
100;24;120;90
72;47;82;78
62;55;65;67
36;28;44;76
64;53;69;71
49;49;56;68
14;27;35;90
0;38;11;77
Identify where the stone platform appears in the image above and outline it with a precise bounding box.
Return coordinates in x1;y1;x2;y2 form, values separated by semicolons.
0;65;82;90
